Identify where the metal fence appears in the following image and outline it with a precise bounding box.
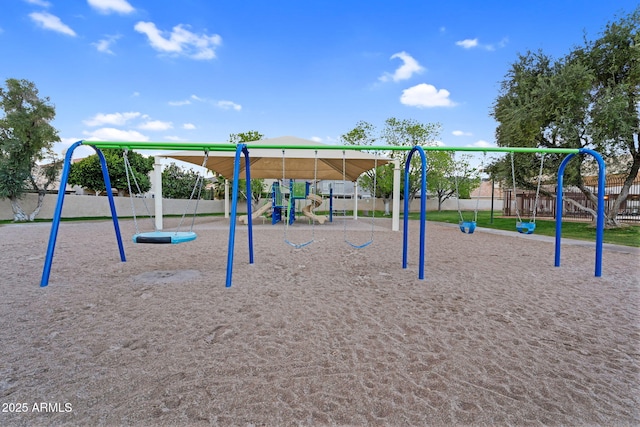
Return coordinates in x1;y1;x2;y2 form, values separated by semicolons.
503;174;640;223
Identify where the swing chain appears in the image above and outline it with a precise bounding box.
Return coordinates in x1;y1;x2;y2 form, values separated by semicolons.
531;153;546;224
473;152;486;223
342;149;376;249
510;152;523;223
177;149;209;233
511;151;545;224
123;148;156;234
282;149;314;248
453;152;465;223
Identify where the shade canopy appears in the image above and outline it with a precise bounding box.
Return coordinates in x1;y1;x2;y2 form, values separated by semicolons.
165;136;391;181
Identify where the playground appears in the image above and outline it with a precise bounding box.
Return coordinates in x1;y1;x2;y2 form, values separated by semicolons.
1;216;638;425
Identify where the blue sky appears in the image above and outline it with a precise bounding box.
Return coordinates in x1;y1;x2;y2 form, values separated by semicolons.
2;0;637;160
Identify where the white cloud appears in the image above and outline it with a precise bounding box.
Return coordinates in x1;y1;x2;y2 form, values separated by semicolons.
168;99;191;106
84;112;141;126
216;100;241;111
170;95;240;110
400;83;456;108
165;135;187;142
138;120;173;131
92;34;121;54
24;0;52;7
29;12;76;36
379;51;424;82
456;37;508;51
310;136;322;143
456;38;478;49
452;130;472;137
54;138;95;159
87;0;135;14
83;127;149;141
183;123;196;130
134;21;222;60
497;37;509;49
470;140;494;148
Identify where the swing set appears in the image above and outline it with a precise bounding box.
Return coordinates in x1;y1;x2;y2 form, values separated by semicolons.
123;149;209;244
341;150;378;249
40;141;607;288
276;148;379;249
510;152;546;234
454;152;484;235
281;149;318;248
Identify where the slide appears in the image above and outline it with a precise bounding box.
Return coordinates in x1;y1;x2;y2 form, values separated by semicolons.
238;201;272;225
302;194;327;224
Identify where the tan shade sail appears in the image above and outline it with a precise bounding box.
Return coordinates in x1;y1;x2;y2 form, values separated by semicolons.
165;136;391;181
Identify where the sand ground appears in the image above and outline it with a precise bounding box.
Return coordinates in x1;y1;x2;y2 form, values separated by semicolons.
1;216;639;426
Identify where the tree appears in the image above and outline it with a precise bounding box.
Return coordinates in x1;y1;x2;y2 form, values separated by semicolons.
229;131;266;208
341;120;394;214
417;151;481;211
491;8;639;227
0;78;62;221
341;118;443;214
381;117;442;201
209;174;227;200
161;162;204;199
68;149;153;196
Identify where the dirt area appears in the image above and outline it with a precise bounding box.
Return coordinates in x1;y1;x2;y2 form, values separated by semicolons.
1;216;638;426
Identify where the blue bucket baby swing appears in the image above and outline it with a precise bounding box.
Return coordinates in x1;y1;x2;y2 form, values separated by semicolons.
123;149;209;244
510;152;545;235
454;152;483;234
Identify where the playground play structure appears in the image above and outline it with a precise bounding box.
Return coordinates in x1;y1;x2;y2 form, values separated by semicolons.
40;139;607;288
239;181;327;226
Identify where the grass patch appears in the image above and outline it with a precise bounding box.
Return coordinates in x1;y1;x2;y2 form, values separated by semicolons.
407;210;640;248
0;212;226;226
3;210;638;248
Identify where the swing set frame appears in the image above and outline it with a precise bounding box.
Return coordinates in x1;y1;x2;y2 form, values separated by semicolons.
40;141;607;288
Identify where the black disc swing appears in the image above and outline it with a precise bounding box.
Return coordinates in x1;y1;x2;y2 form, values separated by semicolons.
124;149;209;244
510;151;545;234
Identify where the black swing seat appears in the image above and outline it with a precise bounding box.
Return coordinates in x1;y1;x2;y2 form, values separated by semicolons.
516;222;536;235
132;231;197;244
459;221;477;234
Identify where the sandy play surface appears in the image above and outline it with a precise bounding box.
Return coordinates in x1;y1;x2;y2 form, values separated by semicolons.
1;216;638;426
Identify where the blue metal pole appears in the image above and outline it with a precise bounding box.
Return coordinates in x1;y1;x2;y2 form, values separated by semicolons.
402;164;410;269
556;150;605;277
555;153;574;268
580;148;605;277
94;147;126;263
242;145;254;265
41;141;127;287
402;146;427;280
226;144;247;287
41;141;82;286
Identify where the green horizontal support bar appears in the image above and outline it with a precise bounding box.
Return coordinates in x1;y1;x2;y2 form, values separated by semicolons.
246;144;581;154
84;140;238;151
82;140;581;155
424;146;581;154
